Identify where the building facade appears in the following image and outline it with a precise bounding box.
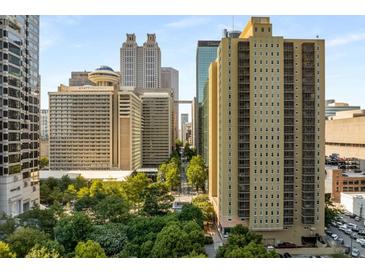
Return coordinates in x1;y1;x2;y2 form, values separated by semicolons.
49;66;173;171
49;67;117;170
208;17;325;245
0;16;40;215
326;110;365;160
196;40;220;161
325;99;360;118
40;109;48;139
120;33;161;89
340;192;365;219
141;90;173;167
180;113;189;143
161;67;179;141
69;71;94;87
331;169;365;203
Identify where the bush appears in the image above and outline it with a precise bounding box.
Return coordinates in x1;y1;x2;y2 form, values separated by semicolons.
204;235;213;245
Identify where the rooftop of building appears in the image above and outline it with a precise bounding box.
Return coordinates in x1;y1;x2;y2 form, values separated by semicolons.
40;170;133;181
328;109;365;120
341;192;365;199
95;65;114;72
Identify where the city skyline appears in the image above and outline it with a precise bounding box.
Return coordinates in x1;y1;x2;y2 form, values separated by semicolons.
40;16;365;119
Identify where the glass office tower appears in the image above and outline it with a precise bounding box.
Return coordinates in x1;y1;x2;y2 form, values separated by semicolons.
196;41;220;162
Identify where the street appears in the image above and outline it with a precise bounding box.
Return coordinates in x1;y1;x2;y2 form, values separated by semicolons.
326;213;365;257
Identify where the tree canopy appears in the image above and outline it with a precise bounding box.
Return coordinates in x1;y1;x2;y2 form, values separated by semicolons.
75;240;106;258
186;155;207;192
54;212;93;253
0;241;16;258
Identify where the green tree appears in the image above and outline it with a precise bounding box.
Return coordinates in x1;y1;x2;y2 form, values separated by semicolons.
325;193;344;226
39;156;49;169
151;221;205;258
186;155;207;192
94;195;130;223
216;225;279;258
178;204;204;228
175;139;183;154
0;213;16;240
192;194;215;223
75;240;107;258
54;212;93;253
141;183;174;216
182;250;207;258
89;223;127;256
0;241;16;258
26;244;60;258
6;227;50;257
123;173;151;213
18;206;57;236
184;143;197;162
151;223;189;258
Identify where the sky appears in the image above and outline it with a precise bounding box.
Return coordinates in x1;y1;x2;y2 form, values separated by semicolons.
40;15;365;120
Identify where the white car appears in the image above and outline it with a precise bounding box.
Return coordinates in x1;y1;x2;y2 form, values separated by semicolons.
356;238;365;245
355;216;360;222
352;248;360;258
339;224;347;231
331;234;338;240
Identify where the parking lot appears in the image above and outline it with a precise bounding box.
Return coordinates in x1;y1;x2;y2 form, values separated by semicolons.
326;213;365;257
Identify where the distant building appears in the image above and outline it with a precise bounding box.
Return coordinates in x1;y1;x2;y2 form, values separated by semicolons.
325;99;360;118
120;33;161;88
185;122;192;145
141;90;174;167
340;192;365;219
196;40;220;161
331;169;365;202
180;113;189;143
161;67;179;141
49;66;173;171
40;109;49;139
69;71;94;86
326;109;365;160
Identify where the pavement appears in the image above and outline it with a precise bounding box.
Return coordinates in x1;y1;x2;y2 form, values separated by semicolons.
326;213;365;257
205;225;224;258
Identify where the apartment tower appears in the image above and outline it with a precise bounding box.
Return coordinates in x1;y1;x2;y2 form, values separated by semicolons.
209;17;325;245
120;33;161;89
0;16;40;215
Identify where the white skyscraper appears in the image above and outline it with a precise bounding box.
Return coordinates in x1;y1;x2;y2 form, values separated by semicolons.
120;33;161;89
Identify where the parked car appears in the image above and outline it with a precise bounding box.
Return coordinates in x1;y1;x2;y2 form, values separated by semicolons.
356;238;365;245
345;228;353;235
325;229;332;235
339;225;347;231
331;221;337;227
355;216;360;222
337;237;344;245
351;232;358;240
358;230;365;236
331;234;339;240
277;242;296;248
351;248;360;258
352;227;359;232
283;252;292;258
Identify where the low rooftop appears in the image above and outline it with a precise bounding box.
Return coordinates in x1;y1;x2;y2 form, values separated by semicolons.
40;170;133;181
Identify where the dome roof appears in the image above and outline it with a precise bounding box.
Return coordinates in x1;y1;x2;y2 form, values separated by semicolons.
95;65;114;72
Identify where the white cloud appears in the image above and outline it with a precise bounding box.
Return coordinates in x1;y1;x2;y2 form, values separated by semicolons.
166;16;210;29
327;33;365;47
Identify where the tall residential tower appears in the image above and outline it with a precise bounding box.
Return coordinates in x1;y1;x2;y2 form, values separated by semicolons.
0;16;40;215
209;17;325;245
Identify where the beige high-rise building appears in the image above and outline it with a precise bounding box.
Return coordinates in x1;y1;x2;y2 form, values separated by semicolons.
49;66;173;171
49;66;118;170
208;17;325;245
141;89;173;167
